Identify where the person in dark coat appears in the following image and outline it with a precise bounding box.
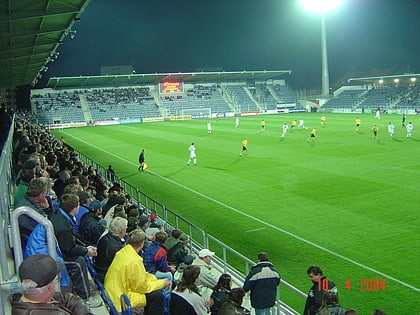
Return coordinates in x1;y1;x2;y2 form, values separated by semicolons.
218;288;250;315
93;216;127;282
79;200;105;246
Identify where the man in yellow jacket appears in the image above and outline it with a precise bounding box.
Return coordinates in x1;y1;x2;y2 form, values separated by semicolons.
105;229;171;314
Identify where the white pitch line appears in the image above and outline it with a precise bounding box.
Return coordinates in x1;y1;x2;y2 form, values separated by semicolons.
245;228;267;233
63;131;420;293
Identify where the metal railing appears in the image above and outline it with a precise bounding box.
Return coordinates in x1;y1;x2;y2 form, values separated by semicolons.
75;149;306;315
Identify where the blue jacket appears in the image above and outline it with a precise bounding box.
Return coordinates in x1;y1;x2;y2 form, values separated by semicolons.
24;224;71;287
142;240;171;274
243;261;280;309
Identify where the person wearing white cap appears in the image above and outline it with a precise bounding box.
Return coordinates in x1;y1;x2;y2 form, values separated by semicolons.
192;248;218;302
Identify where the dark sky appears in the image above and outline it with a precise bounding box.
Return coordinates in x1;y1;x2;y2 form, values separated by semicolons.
45;0;420;89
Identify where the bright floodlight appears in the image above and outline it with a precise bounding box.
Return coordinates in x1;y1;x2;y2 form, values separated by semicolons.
300;0;342;12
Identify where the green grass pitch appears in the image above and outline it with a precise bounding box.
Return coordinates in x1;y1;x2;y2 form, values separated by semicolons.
52;113;420;314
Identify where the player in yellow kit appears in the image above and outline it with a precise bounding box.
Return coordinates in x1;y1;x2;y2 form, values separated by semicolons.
260;120;266;131
355;117;361;131
308;128;317;142
372;124;379;140
240;138;248;156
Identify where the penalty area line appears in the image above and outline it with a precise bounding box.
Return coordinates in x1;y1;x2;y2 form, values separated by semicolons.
62;130;419;293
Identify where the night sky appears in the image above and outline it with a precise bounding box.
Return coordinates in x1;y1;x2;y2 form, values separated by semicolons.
45;0;420;89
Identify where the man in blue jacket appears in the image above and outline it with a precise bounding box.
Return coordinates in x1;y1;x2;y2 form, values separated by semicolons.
243;252;281;315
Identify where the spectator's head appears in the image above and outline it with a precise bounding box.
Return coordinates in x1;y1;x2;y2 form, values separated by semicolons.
145;227;159;241
183;254;195;265
372;310;387;315
88;200;102;216
127;207;139;219
155;231;168;245
198;248;215;264
62;181;82;195
177;265;200;293
19;254;64;303
77;190;93;206
307;265;323;283
171;229;182;239
138;215;149;229
257;252;269;262
20;169;35;184
128;229;145;252
109;217;128;240
214;273;232;292
60;194;79;215
26;177;49;198
179;233;189;246
322;290;339;306
113;205;127;219
229;287;246;306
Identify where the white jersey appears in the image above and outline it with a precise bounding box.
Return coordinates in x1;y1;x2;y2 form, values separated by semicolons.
298;120;305;128
282;124;289;133
406;123;413;132
388;123;395;134
188;144;196;158
207;122;212;131
235;118;239;128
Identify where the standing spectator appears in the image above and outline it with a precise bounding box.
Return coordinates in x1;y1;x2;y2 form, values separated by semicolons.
48;193;102;308
210;274;232;315
106;165;115;182
138;149;146;171
303;265;337;315
11;254;93;315
105;229;171;314
170;265;208;315
192;248;219;301
187;143;197;166
406;122;413;137
243;252;280;315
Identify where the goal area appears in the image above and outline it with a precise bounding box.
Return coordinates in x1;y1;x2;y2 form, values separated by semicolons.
181;108;212;119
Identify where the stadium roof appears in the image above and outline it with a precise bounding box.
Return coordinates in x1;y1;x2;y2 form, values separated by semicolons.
347;73;420;85
46;70;293;89
0;0;91;89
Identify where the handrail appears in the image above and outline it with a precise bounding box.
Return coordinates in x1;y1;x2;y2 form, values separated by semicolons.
10;206;57;271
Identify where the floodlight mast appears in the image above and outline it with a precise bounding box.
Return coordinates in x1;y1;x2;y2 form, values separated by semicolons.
300;0;341;97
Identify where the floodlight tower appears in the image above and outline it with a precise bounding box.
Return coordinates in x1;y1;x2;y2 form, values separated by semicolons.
300;0;342;97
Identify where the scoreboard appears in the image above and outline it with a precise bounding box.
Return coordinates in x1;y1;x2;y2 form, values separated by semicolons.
160;81;183;93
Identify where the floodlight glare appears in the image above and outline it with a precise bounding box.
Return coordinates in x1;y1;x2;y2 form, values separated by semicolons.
378;79;384;84
410;77;416;82
394;78;400;83
300;0;342;13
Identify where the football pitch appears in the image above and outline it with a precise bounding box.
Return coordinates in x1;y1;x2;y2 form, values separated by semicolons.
52;113;420;314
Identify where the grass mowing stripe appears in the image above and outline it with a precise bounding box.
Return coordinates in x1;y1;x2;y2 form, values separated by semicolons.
61;128;419;293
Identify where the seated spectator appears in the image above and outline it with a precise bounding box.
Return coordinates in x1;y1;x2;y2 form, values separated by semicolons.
13;168;35;206
217;288;250;315
126;206;140;233
105;229;171;314
138;214;149;232
79;200;105;246
142;231;175;282
165;229;182;250
93;217;127;282
174;254;195;283
168;233;190;267
317;290;345;315
16;177;53;248
48;193;102;308
10;254;93;315
74;190;94;234
144;227;159;248
210;274;232;315
170;265;208;315
192;248;219;301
